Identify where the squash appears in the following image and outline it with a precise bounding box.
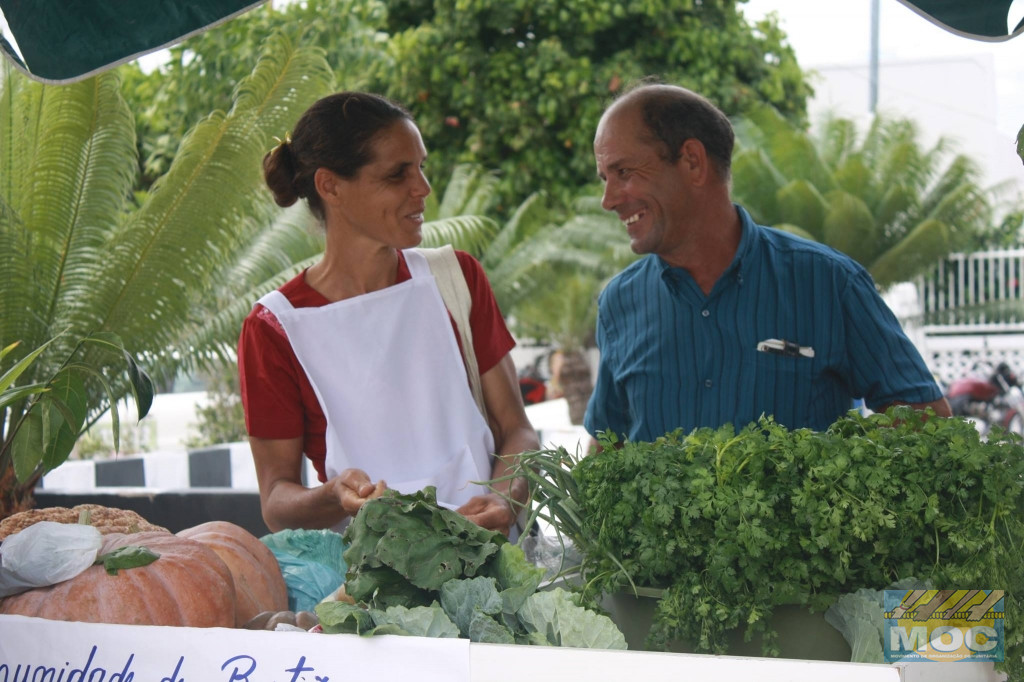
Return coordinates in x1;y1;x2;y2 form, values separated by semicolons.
0;531;235;627
177;521;288;627
0;504;167;540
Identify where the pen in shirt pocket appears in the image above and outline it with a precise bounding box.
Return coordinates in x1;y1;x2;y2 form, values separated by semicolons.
756;338;815;358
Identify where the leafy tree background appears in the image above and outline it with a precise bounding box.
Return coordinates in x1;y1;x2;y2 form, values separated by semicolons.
124;0;812;209
375;0;812;209
122;0;390;189
731;106;1017;289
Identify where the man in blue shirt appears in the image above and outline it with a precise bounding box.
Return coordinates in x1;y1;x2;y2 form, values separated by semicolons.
584;84;950;443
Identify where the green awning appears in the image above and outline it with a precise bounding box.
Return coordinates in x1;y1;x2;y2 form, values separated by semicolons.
896;0;1024;41
0;0;266;83
0;1;1020;84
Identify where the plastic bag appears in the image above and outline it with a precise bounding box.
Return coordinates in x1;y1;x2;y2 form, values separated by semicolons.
0;521;103;597
261;529;348;612
519;531;582;581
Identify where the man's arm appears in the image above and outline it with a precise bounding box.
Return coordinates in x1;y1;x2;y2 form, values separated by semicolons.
877;396;952;418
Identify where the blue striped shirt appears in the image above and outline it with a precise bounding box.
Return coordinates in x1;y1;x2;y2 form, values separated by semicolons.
584;205;941;442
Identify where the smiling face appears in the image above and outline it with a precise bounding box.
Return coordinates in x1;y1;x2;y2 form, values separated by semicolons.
325;118;431;250
594;104;695;257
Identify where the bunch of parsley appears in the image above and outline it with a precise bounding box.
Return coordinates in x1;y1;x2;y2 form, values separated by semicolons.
521;407;1024;676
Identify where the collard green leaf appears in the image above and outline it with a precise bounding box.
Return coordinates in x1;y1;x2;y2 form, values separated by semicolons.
346;488;504;592
517;589;627;650
485;543;545;613
468;611;515;644
376;525;463;590
370;604;461;639
345;566;432;608
316;602;376;634
439;576;503;635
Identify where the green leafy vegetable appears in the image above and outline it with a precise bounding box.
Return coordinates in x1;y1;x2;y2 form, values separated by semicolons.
519;407;1024;677
518;589;627;649
94;546;160;575
317;602;376;634
316;487;625;649
440;576;503;635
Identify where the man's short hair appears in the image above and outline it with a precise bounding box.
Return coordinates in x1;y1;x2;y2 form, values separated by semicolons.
617;84;735;181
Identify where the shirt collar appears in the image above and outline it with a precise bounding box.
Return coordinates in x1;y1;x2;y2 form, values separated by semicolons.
653;203;760;285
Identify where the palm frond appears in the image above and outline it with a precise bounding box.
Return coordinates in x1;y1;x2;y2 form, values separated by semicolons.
217;203;324;300
0;194;33;354
731;148;784;225
481;192;551;269
920;154;981;219
174;254;321;375
744;103;836;192
421;215;498;256
88;39;333;364
510;272;601;351
230;32;335;137
33;74;137;355
822;190;878;267
775;179;827;240
1;62;43;215
869;218;950;290
832;155;877;208
815;113;859;168
432;164;497;220
873;182;916;243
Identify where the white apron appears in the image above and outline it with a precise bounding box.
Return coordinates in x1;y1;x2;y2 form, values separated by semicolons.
257;249;495;528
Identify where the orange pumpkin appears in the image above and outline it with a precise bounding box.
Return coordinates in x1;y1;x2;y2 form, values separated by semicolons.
0;531;235;627
177;521;288;627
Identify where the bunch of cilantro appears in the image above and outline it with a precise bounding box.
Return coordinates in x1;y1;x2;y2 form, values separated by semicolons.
526;407;1024;676
314;487;626;649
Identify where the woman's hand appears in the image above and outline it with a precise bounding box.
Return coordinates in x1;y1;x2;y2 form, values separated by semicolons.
334;468;387;516
457;492;518;535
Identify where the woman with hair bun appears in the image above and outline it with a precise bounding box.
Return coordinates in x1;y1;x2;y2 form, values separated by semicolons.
238;92;538;535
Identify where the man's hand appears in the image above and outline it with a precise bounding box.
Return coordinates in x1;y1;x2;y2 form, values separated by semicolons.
334;468;386;516
457;492;518;535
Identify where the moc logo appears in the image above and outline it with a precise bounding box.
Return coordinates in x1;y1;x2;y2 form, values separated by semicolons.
884;589;1004;663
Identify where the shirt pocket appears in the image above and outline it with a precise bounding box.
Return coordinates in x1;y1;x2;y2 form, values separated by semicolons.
738;351;818;428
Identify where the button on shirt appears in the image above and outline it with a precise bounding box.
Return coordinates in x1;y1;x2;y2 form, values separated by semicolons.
584;205;942;443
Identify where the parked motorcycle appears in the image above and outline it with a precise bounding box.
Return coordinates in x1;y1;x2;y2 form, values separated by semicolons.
518;352;550;406
946;361;1024;436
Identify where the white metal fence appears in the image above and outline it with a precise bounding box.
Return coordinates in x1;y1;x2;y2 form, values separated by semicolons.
916;249;1024;333
912;249;1024;385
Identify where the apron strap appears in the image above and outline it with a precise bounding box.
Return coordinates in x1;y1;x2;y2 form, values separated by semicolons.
256;289;294;317
410;247;488;422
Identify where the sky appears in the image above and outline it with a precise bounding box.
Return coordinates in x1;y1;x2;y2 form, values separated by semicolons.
741;0;1024;186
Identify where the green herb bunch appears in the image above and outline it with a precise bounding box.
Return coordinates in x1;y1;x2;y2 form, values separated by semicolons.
518;408;1024;676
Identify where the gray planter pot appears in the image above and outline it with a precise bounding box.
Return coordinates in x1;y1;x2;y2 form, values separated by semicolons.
601;588;852;661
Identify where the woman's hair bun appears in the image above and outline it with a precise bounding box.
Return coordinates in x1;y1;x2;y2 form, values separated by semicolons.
262;141;299;208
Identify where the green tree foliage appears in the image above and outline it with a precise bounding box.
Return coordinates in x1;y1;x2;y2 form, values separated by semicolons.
374;0;812;209
0;36;332;516
732;106;1001;289
122;0;812;207
121;0;390;188
186;362;247;449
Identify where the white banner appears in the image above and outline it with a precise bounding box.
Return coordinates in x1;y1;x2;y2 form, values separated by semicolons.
0;615;470;682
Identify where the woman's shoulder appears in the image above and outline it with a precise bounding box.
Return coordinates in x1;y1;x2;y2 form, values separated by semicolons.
243;270;327;335
452;249;487;283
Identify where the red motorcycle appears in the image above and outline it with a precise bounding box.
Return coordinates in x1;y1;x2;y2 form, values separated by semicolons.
946;362;1024;436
